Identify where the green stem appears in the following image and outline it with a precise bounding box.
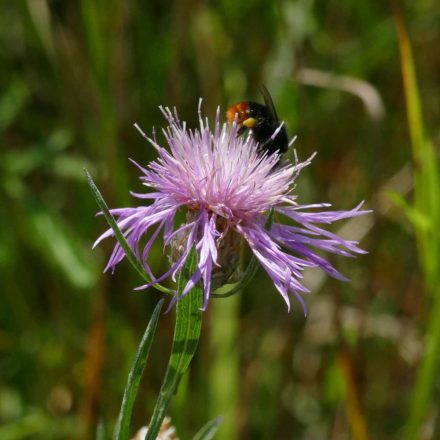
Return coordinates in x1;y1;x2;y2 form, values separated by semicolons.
393;6;440;438
145;248;203;439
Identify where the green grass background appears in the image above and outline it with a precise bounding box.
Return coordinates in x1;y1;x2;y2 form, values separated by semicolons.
1;1;440;439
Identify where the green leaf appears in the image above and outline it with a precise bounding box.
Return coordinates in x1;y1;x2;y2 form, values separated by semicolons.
84;169;172;294
145;247;203;440
387;191;431;231
394;2;440;291
114;299;164;440
192;416;224;440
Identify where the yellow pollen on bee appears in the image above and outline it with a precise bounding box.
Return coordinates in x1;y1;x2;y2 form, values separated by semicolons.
242;117;256;128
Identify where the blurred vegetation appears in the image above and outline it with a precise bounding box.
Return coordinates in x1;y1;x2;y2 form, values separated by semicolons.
1;0;440;439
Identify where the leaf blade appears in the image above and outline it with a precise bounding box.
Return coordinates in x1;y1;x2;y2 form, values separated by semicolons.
114;299;165;440
145;247;203;440
84;169;172;294
192;416;224;440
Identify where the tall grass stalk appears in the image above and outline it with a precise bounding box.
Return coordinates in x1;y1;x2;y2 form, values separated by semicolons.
393;4;440;439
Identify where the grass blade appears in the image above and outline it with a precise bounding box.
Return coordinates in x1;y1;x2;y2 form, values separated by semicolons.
392;4;440;439
393;2;440;291
145;248;203;440
192;416;224;440
114;299;165;440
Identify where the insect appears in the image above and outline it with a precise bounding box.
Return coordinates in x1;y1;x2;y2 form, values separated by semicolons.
226;85;289;156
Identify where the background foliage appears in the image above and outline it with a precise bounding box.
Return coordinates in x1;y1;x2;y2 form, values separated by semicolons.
1;1;440;439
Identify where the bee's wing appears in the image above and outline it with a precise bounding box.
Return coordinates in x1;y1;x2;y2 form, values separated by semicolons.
259;85;279;122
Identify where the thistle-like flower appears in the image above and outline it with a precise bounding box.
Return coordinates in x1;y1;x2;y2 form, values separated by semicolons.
94;104;369;312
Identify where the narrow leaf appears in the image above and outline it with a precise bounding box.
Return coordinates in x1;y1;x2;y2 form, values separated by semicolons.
393;4;440;439
114;299;165;440
145;248;203;440
387;191;431;231
84;169;172;294
192;416;224;440
393;1;440;290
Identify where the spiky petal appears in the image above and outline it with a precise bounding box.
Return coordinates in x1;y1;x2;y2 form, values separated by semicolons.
95;105;369;312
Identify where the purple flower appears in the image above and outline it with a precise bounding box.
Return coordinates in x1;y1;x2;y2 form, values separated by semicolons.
94;104;369;312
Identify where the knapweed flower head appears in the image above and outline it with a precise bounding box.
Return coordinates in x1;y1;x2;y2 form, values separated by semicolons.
94;103;369;312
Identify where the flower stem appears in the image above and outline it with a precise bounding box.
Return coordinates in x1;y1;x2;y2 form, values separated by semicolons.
145;248;203;440
208;294;239;440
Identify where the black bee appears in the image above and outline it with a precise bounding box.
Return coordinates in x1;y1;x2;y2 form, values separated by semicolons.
226;86;289;156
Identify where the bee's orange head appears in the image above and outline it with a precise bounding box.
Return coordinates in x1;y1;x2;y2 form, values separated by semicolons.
226;102;250;125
